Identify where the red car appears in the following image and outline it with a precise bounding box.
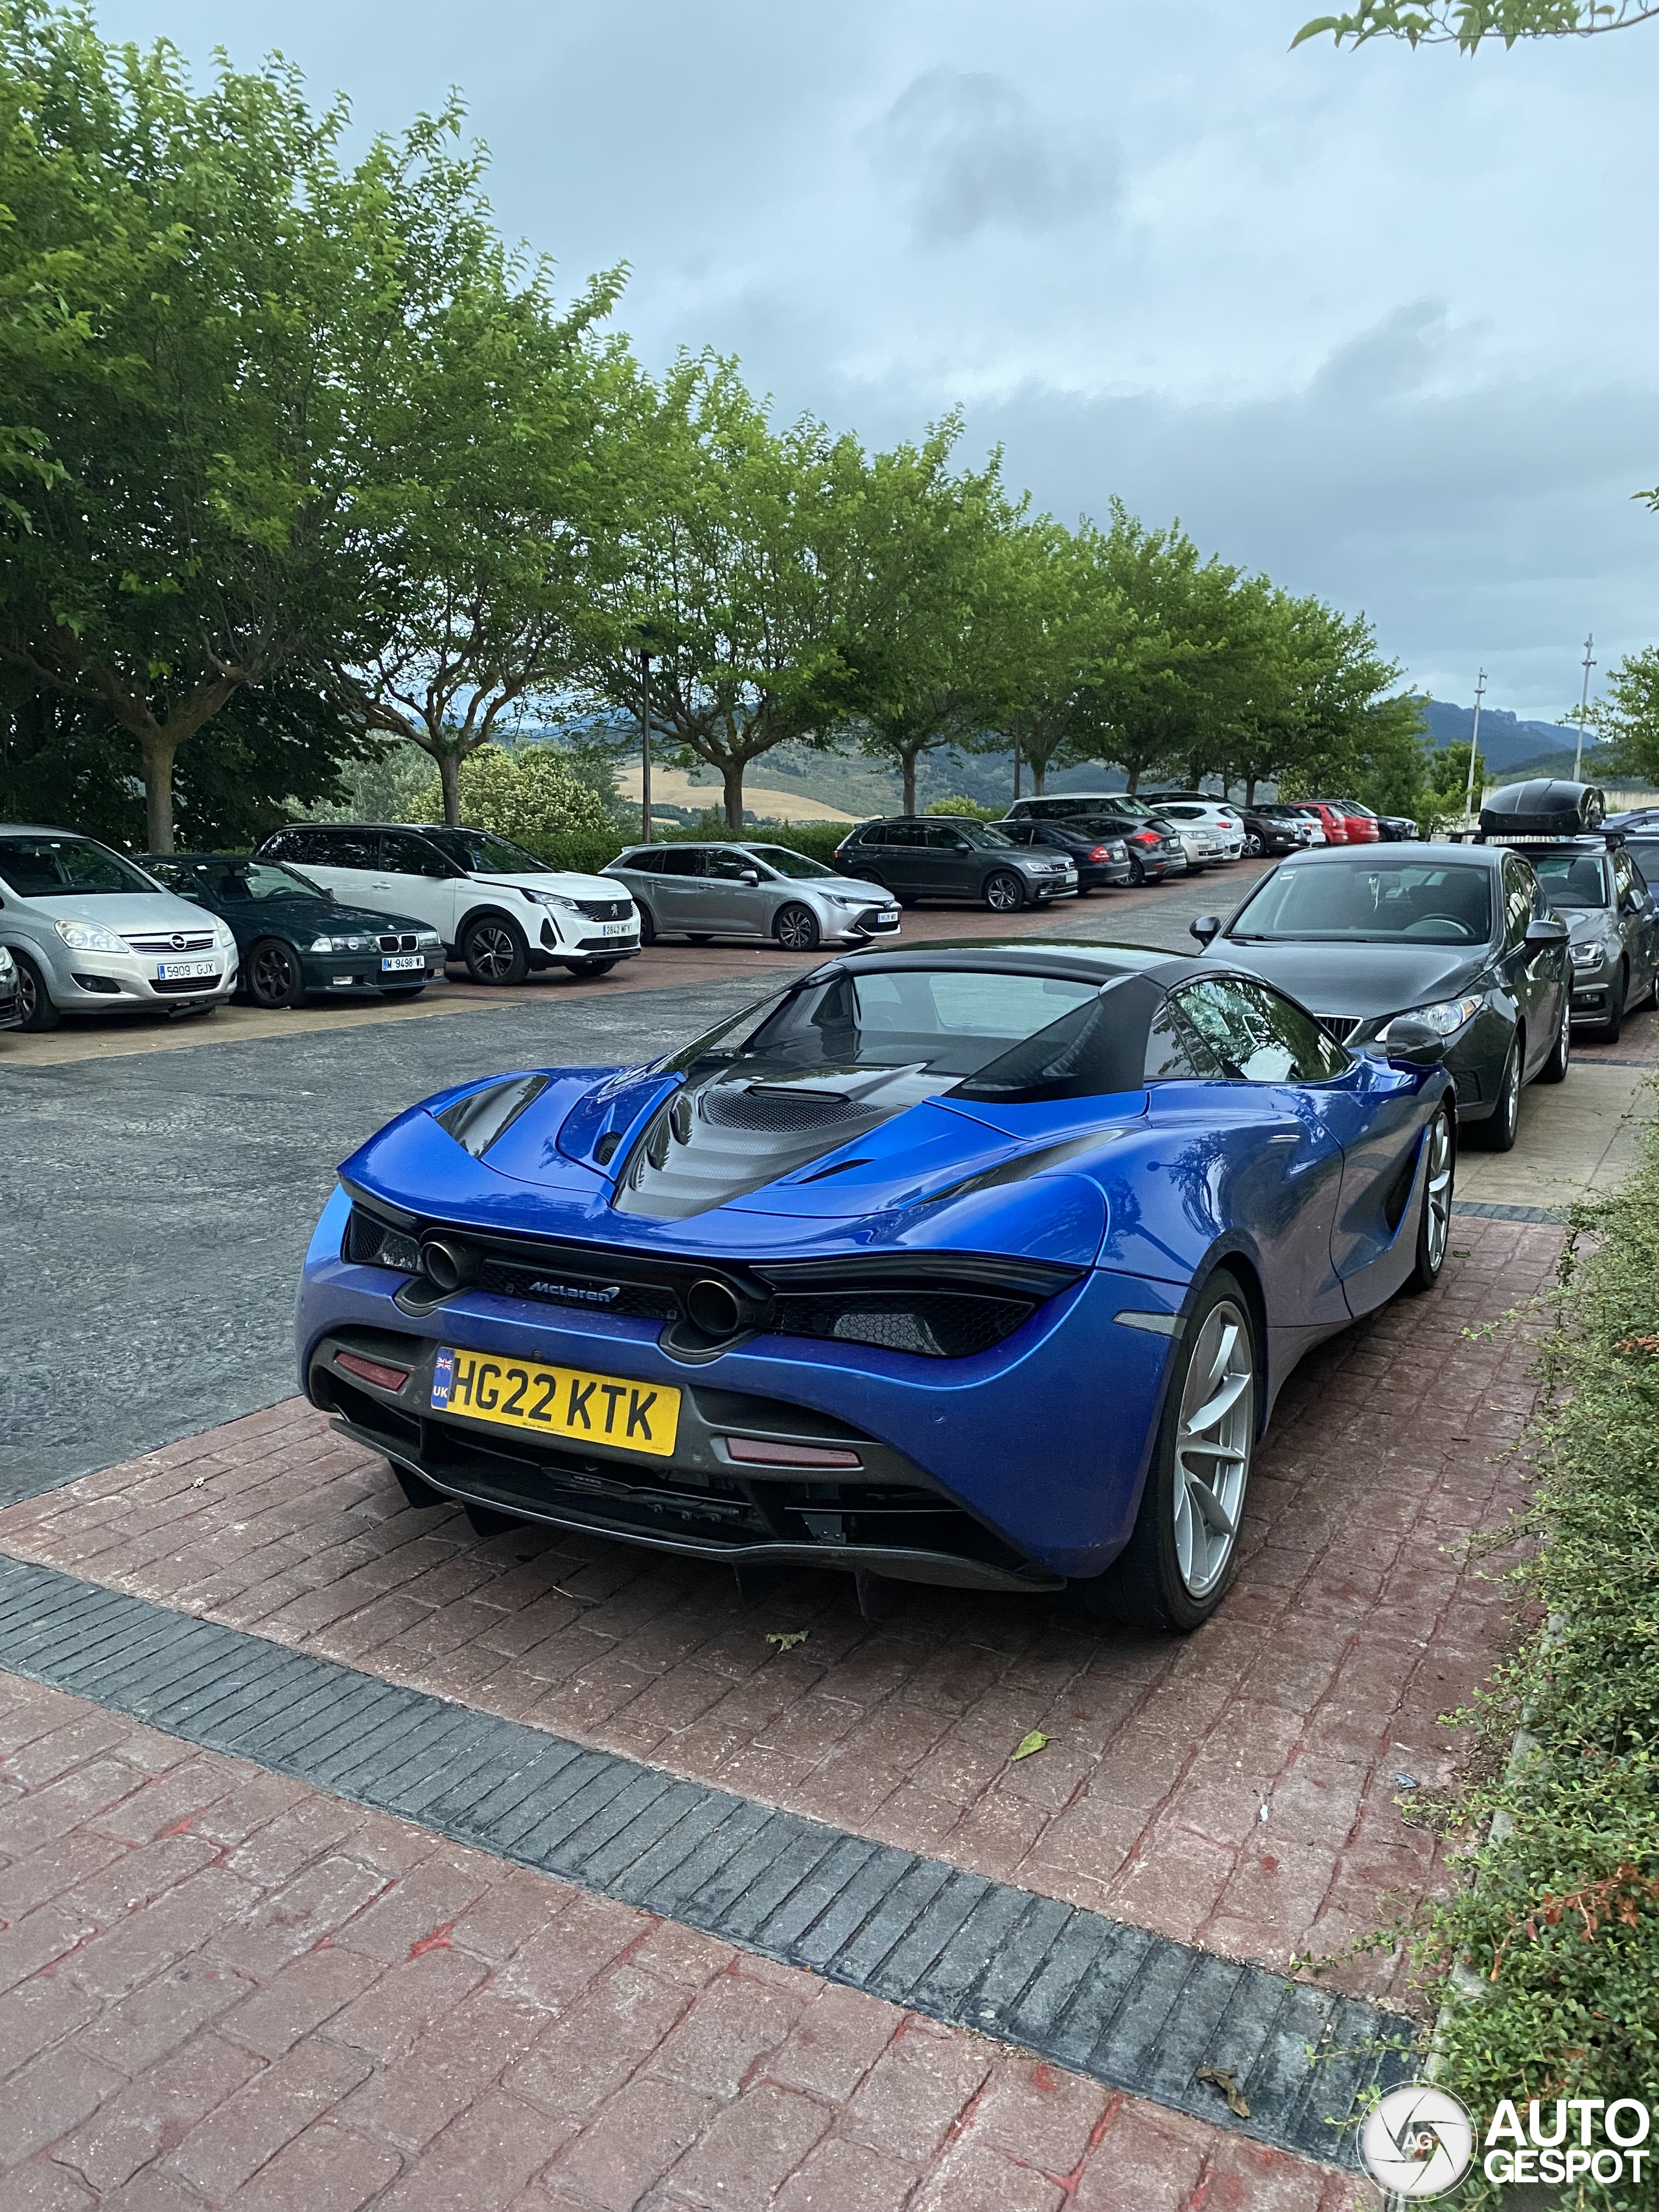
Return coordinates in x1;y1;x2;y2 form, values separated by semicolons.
1301;800;1380;846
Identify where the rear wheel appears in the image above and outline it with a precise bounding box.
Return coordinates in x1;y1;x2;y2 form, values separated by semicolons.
247;937;305;1009
1073;1272;1259;1632
774;903;821;952
1537;994;1572;1083
1404;1108;1455;1294
461;914;530;986
12;951;60;1032
1471;1034;1521;1150
984;870;1027;913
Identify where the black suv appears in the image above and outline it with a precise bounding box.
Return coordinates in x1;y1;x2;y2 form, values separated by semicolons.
833;818;1076;910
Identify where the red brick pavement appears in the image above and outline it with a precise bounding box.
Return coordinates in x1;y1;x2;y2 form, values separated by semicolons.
0;1673;1368;2212
0;1219;1562;2016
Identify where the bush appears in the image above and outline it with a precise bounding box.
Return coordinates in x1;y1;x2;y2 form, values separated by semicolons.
408;744;610;841
929;794;1003;821
1406;1099;1659;2206
513;830;630;876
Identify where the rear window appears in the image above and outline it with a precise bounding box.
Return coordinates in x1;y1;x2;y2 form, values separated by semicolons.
1533;852;1612;909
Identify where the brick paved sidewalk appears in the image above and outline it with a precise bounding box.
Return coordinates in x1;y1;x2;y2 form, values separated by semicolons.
0;1218;1561;2021
0;1674;1359;2212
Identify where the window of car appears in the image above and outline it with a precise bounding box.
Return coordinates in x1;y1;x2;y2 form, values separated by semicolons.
421;826;544;875
261;827;329;866
620;846;666;873
0;835;159;897
1533;851;1611;909
740;845;833;879
380;831;452;878
942;821;1015;848
1229;860;1493;944
737;966;1104;1078
200;859;327;903
883;824;925;847
704;848;758;881
1172;977;1347;1083
1144;1000;1205;1080
1624;843;1657;892
316;829;378;869
658;846;705;877
1501;856;1537;949
923;823;965;848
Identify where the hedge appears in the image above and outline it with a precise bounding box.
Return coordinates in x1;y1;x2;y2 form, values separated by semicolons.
1409;1095;1659;2206
515;817;855;875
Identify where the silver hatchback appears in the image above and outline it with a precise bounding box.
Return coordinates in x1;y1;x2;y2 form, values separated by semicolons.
0;826;240;1031
603;842;903;953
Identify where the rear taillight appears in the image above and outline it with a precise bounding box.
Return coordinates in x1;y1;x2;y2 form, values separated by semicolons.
1130;830;1157;846
335;1351;412;1394
1089;844;1109;861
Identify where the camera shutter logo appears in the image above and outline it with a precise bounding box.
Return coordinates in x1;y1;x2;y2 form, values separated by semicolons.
1359;2085;1476;2198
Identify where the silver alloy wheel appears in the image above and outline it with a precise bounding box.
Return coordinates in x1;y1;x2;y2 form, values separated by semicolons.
984;872;1023;913
469;922;520;982
1423;1111;1453;1275
1497;1042;1520;1141
774;903;820;952
1172;1298;1255;1598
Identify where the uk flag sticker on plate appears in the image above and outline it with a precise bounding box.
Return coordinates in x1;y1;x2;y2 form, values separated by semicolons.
431;1347;455;1409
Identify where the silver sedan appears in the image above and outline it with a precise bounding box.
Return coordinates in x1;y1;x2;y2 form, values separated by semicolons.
603;842;903;953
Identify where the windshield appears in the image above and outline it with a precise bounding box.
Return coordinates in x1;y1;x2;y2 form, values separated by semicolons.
949;822;1014;848
176;859;325;903
1533;852;1612;909
0;835;159;898
1231;861;1494;944
741;845;833;880
422;827;544;875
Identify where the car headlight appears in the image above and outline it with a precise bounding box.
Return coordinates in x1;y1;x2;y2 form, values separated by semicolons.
416;930;442;947
522;889;582;913
1389;993;1484;1039
308;933;372;953
213;919;236;948
54;919;126;953
0;945;14;974
1570;941;1605;968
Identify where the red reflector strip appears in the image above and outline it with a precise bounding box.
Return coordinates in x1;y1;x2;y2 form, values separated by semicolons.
336;1351;412;1394
723;1436;863;1470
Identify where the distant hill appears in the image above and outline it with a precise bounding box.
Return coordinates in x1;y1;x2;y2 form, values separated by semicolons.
1419;699;1592;776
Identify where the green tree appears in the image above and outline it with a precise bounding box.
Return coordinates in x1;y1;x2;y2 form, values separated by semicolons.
586;357;867;829
1584;646;1659;785
406;741;609;839
0;6;383;848
1294;0;1659;48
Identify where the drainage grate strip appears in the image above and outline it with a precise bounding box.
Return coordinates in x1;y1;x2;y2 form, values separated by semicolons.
1451;1198;1568;1224
0;1553;1418;2168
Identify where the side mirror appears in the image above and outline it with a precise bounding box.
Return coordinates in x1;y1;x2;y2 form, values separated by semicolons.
951;837;971;852
1385;1016;1447;1069
1525;914;1570;946
739;869;760;886
1189;914;1222;947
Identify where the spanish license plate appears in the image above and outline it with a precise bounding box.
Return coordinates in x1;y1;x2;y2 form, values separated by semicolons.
381;954;424;972
598;920;634;938
156;959;217;980
430;1346;679;1457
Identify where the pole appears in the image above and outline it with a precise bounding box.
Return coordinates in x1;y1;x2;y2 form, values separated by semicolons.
1463;669;1487;826
1012;736;1021;803
640;650;653;844
1574;633;1595;782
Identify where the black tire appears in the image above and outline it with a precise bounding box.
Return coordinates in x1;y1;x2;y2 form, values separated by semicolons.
773;903;821;952
1536;994;1571;1083
1592;964;1626;1043
563;960;620;979
380;986;427;1001
1071;1270;1260;1633
461;913;530;986
246;937;306;1009
983;870;1027;914
1242;833;1263;858
685;933;713;945
636;903;658;947
1403;1108;1456;1294
12;951;60;1032
896;894;918;909
1470;1034;1522;1151
1125;855;1146;887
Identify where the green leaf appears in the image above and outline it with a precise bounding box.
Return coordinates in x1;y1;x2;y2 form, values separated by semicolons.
766;1630;809;1652
1012;1730;1050;1761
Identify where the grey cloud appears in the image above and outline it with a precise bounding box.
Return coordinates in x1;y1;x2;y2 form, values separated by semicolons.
866;68;1116;246
1312;299;1450;405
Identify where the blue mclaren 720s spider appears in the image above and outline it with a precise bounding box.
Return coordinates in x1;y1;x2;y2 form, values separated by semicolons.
298;942;1456;1632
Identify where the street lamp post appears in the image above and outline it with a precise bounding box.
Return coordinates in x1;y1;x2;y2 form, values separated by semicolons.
1573;633;1595;783
1463;669;1487;826
639;647;653;844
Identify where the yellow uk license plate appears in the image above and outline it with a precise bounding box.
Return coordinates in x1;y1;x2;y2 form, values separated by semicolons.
429;1345;680;1458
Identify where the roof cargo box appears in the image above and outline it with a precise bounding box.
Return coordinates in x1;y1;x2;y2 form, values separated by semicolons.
1479;779;1605;841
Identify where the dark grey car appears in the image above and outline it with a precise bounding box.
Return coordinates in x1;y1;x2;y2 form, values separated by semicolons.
1529;841;1658;1043
1190;844;1572;1151
833;817;1076;910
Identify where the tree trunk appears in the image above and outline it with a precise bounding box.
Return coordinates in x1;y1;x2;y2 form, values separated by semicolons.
1031;757;1047;797
901;745;920;817
721;759;746;830
141;730;181;853
438;749;462;826
1126;767;1139;794
1244;778;1257;805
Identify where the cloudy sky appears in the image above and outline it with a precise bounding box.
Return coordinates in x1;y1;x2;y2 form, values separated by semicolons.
98;0;1659;722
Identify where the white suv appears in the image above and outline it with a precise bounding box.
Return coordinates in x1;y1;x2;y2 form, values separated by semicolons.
256;823;640;984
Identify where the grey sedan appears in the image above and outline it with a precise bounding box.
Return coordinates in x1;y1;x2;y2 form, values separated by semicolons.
603;842;903;953
1531;842;1659;1043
